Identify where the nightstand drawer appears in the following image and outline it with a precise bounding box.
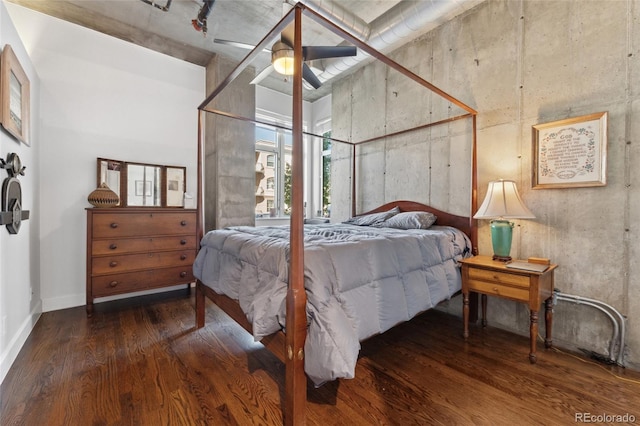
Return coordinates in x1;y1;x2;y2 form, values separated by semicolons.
467;279;530;302
468;268;530;289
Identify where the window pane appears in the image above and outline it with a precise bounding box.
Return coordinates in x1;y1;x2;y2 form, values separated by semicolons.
256;125;276;143
283;130;292;147
255;150;278;217
283;151;292;216
322;131;331;217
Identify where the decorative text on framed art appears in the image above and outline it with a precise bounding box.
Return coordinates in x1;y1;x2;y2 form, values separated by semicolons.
532;111;607;189
0;45;30;145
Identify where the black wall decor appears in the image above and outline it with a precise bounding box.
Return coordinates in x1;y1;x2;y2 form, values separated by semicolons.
0;153;30;234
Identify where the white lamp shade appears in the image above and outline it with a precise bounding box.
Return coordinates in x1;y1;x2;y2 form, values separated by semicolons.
474;180;535;219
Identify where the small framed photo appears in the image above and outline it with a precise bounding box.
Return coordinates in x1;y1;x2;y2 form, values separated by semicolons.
0;45;30;145
532;111;607;189
165;166;186;207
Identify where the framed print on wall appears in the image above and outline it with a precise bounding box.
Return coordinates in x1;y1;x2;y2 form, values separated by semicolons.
0;45;30;145
532;111;607;189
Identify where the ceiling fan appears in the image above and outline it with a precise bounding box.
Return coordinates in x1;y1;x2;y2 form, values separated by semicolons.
211;3;357;89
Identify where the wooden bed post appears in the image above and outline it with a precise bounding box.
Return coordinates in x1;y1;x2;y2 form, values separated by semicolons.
351;144;356;217
471;113;478;256
196;109;204;244
286;6;308;425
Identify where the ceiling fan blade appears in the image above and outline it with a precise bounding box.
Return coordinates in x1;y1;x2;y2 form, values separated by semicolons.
251;64;274;85
281;23;294;48
302;63;322;89
303;46;357;61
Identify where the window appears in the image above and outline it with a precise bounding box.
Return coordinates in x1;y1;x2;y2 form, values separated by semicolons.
255;119;292;217
322;131;331;217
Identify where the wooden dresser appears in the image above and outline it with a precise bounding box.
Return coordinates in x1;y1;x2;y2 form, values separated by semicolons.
86;208;197;316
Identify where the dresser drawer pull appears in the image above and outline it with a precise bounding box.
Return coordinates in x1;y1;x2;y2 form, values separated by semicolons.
180;239;187;245
110;223;118;229
109;261;118;267
109;281;118;288
180;254;187;260
180;271;187;278
181;220;187;226
109;244;118;250
493;287;499;292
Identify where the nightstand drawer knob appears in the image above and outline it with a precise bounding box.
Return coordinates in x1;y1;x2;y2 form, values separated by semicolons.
180;239;187;245
109;244;118;250
110;222;118;228
180;271;187;278
181;220;187;226
109;281;118;288
109;261;118;267
493;287;499;292
180;254;187;260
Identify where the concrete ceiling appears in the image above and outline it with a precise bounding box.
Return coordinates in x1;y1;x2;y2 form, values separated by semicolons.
6;0;481;101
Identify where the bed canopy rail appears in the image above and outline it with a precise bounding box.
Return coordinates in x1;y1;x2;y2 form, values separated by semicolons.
196;3;477;424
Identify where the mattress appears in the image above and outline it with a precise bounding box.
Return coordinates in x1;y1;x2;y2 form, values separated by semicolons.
193;223;472;385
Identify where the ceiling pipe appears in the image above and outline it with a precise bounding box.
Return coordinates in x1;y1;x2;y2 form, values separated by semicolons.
286;0;482;84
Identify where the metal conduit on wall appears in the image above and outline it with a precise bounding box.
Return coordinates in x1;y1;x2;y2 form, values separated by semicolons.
554;290;626;366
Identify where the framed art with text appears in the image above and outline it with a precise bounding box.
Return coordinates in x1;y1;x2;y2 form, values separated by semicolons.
0;45;30;145
532;111;607;189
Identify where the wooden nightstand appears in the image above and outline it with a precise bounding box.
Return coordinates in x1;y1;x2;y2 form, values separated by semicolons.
460;255;558;363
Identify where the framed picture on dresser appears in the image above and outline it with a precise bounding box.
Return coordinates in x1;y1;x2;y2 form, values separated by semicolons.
165;166;186;207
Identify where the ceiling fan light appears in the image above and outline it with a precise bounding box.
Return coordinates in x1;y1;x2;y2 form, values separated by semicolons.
271;41;294;76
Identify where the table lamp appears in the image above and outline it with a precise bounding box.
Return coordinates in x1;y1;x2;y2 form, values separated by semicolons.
473;179;535;261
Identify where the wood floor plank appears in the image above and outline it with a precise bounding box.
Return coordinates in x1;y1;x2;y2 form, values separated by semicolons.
2;290;639;425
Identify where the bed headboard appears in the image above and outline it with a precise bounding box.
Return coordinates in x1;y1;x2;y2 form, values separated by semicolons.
358;200;473;241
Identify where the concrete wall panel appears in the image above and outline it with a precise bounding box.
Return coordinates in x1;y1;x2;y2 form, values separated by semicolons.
332;0;640;368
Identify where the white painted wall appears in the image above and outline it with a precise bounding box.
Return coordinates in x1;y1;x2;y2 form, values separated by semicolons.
0;3;204;382
0;1;40;385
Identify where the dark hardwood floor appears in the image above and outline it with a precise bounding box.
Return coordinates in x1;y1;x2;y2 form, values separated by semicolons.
1;289;639;425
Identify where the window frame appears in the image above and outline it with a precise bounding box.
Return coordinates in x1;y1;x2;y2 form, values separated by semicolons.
255;112;294;218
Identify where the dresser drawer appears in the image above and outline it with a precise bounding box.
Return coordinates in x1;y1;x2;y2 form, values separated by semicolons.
468;267;530;289
92;250;196;275
91;266;195;297
467;279;530;302
92;211;196;238
92;235;197;255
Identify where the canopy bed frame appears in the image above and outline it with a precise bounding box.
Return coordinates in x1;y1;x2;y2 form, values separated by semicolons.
195;3;478;425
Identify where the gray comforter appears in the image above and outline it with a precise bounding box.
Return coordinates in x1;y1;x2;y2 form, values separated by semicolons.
193;223;471;385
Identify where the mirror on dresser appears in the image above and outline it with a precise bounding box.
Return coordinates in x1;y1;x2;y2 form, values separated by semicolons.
97;158;186;208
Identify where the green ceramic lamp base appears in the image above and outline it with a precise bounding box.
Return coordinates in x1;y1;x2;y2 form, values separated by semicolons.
490;219;514;262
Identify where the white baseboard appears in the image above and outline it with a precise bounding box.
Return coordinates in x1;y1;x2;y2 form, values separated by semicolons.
42;293;84;312
42;283;194;313
0;301;42;385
